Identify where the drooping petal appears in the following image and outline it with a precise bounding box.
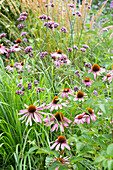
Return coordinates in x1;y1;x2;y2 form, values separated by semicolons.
26;114;32;126
55;143;60;151
18;109;28;115
63;117;71;123
50;142;58;150
51;123;58;132
60;122;64;132
19;113;28;120
62;143;70;150
34;113;42;123
86;116;90;124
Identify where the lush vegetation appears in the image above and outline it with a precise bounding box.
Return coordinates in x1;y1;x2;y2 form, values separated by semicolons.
0;0;113;169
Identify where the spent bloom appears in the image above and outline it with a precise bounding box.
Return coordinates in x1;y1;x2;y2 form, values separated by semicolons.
84;107;97;124
44;112;71;132
88;63;105;79
50;135;71;151
59;88;74;98
17;103;48;126
44;96;69;112
74;113;86;124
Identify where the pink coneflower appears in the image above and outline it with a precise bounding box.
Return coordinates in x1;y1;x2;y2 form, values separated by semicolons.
50;156;71;170
50;135;70;151
10;45;21;52
60;88;74;98
51;49;67;61
84;107;96;124
0;44;7;54
45;96;69;111
17;103;48;126
5;65;14;72
74;91;87;102
44;112;71;132
82;78;93;87
88;63;105;79
102;74;112;83
74;113;86;124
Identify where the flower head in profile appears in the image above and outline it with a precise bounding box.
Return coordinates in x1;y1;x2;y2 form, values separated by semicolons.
50;135;70;151
74;113;86;124
84;107;96;124
82;78;93;87
74;91;87;102
59;88;74;98
50;155;71;170
102;73;113;84
5;65;14;72
88;63;105;79
44;112;71;132
44;96;69;111
17;103;48;126
51;49;66;60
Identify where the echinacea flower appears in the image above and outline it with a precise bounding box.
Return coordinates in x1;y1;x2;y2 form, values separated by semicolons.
88;63;105;79
17;103;48;126
82;78;92;87
50;155;71;170
102;74;112;84
74;113;86;124
5;65;14;72
50;135;70;151
44;112;71;132
44;96;69;111
0;44;7;54
51;49;67;61
74;91;87;102
59;88;74;98
84;107;96;124
10;45;22;52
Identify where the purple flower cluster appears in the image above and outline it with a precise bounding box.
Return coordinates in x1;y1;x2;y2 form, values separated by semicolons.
18;24;25;29
85;63;92;68
0;33;7;39
37;87;45;95
60;27;67;33
75;70;84;77
67;48;73;52
110;1;113;8
17;12;28;22
82;45;89;49
80;48;86;52
73;86;79;92
76;11;82;17
68;4;74;8
25;46;33;54
39;14;47;20
44;21;59;30
20;32;28;37
39;51;48;58
16;90;25;95
73;46;78;50
28;82;32;89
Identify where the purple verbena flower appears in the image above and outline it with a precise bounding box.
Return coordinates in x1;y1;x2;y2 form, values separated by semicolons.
0;33;7;39
61;27;67;33
20;32;28;37
25;46;33;54
82;44;89;48
28;82;32;89
80;48;86;52
18;24;25;29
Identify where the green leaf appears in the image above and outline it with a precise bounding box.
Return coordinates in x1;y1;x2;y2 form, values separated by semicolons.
58;165;69;170
45;156;53;167
85;30;97;35
107;143;113;155
70;157;85;164
48;161;61;170
108;160;113;170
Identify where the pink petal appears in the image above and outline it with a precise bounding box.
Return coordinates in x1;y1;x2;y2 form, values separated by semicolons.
60;122;64;132
34;113;42;123
86;116;90;124
61;143;70;150
18;109;28;115
55;166;60;170
26;114;32;126
63;117;71;123
56;143;60;151
19;113;28;120
63;92;65;99
51;123;58;132
50;142;58;150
